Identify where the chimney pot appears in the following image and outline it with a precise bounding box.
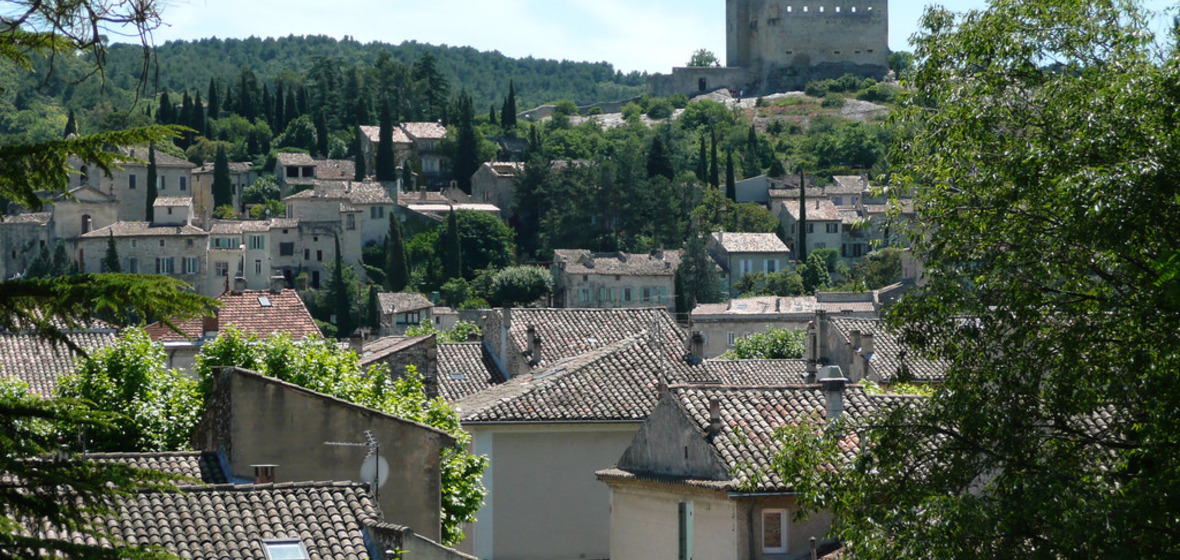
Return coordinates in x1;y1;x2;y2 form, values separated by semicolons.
202;311;219;339
252;464;277;484
348;333;363;355
820;366;849;422
849;329;863;350
707;398;722;437
862;333;875;356
269;275;285;294
233;276;247;293
689;331;706;364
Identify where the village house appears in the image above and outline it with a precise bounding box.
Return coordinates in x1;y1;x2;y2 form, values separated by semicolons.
358;122;449;186
191;159;253;224
550;249;682;313
0;212;51;280
690;291;880;359
809;312;949;386
145;280;320;373
377;292;435;336
469;162;523;220
706;232;792;295
78;197;210;293
598;378;913;560
775;197;843;258
48;185;118;243
67;146;196;223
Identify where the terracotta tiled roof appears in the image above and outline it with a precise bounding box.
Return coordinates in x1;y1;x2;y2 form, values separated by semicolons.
122;146;194;168
831;175;873;193
0;212;52;225
780;198;841;221
378;292;433;315
80;222;207;238
437;342;505;403
315;159;356;180
702;359;811;385
0;330;117;395
486;162;523;177
710;232;790;253
553;250;682;277
194;161;252;174
390;127;413;145
830;317;949;383
83;451;227;483
152;196;191;207
397;190;451;205
90;481;380;560
400;122;447;140
692;296;818;317
609;384;913;491
283;181;393;205
457;333;696;423
491;307;686;371
145;289;320;342
276;152;316;166
358;125;380;143
209;221;245;234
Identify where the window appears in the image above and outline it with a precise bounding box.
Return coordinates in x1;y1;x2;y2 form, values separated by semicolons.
762;509;788;554
397;311;422;325
624;288;633;302
370;206;384;219
186;238;192;247
279;242;294;256
286;166;298;178
740;259;753;275
261;539;309;560
156;257;175;274
254;259;262;275
765;259;778;273
215;262;229;277
678;501;693;560
304;248;310;260
81;215;91;234
579;288;590;303
826;223;839;234
311;270;321;288
698;78;707;92
346;214;356;230
727;332;737;347
316;250;323;262
834;196;843;205
642;287;652;303
599;288;607;302
184;257;200;275
127;258;139;274
158;176;165;190
131;239;138;248
167;207;174;215
129;174;136;189
806;223;815;234
249;235;265;250
159;239;165;248
180;177;187;191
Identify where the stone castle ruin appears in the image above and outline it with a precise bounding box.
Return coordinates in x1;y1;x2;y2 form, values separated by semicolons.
649;0;889;96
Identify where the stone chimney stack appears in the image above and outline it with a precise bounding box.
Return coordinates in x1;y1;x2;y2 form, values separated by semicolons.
499;307;512;376
820;366;849;423
348;333;364;355
804;321;818;383
707;398;722;438
252;464;276;484
526;324;542;366
862;333;875;356
202;311;219;339
689;331;706;364
269;275;285;294
849;329;863;351
233;276;247;294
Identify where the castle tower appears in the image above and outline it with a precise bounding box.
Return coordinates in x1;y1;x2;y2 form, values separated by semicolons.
726;0;752;68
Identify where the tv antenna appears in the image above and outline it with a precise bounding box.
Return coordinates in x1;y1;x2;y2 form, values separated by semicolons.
324;430;388;502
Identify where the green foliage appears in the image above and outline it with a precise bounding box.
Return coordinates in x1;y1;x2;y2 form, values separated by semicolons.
677;230;723;311
835;247;902;291
821;93;845;108
405;320;482;343
213;204;239;219
247;199;285;220
101;233;121;273
440;212;463;280
798;252;831;294
57;328;202;452
720;327;805;360
687;48;720;67
375;98;397;181
449;91;482;193
329;237;355;338
445;211;514;280
274;114;317;152
365;285;381;330
384;214;410;292
195;329;485;545
487;266;553;307
690;188;779;235
440;277;472;308
734;270;805;297
241;174;279;205
25;241;78;279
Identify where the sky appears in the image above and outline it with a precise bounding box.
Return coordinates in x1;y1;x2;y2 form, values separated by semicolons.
144;0;1177;74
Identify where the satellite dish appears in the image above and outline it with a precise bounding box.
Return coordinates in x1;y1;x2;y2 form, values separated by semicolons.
360;454;390;488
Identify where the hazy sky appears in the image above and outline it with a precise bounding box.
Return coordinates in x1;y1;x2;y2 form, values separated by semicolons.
144;0;1176;74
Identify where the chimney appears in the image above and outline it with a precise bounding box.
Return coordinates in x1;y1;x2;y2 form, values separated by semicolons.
804;321;818;383
202;311;219;339
861;333;875;356
233;276;247;294
499;307;512;376
466;331;481;342
820;365;849;422
849;329;863;351
419;188;427;200
252;464;277;484
526;324;542;366
657;381;668;396
348;333;363;355
707;398;722;438
269;275;285;294
815;310;829;364
689;331;705;364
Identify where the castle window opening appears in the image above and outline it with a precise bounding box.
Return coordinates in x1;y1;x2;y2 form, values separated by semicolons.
699;78;708;92
851;6;856;12
803;6;808;12
819;6;824;12
786;6;792;13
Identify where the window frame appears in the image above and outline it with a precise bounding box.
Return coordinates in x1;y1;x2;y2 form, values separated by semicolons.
762;508;789;554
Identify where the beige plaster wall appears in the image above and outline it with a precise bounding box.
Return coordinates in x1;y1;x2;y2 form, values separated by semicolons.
608;483;738;560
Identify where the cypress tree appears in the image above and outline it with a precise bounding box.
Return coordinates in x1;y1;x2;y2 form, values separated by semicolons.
314;111;329;157
145;144;158;222
441;211;462;280
489;104;498;125
725;151;736;201
192;91;206;139
102;232;122;273
453;91;480;194
156;89;173;125
353;134;366;181
366;285;382;331
224;83;234;115
212;145;232;209
237;67;256;122
709;131;719;188
797;167;808;262
501;80;517;130
696;134;707;182
297;86;309;117
646;135;674;180
274;83;286;132
207;77;219;119
375;99;397;181
354;96;370;129
384;213;409;292
401;157;414;191
285;89;299;129
331;236;355;338
63;108;77;138
261;84;273;126
745;124;760;176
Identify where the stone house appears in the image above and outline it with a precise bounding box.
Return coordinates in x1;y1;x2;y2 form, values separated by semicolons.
809;313;948;386
358;123;449;186
0;212;51;280
690;292;880;359
195;366;455;543
68;146;196;222
49;185;118;243
775;197;843;259
273;152;318;191
78;198;210;293
469;162;523;220
145;282;320;373
550;249;682;312
191;160;253;224
598;380;910;560
706;232;792;295
377;292;435;336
